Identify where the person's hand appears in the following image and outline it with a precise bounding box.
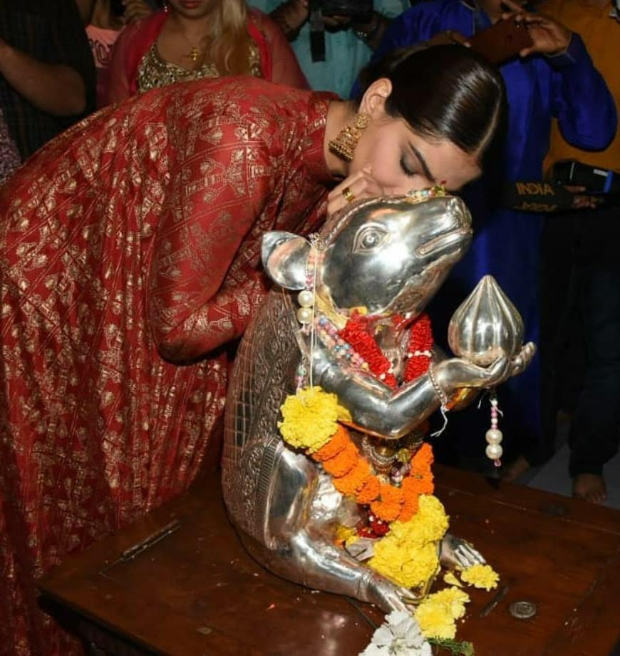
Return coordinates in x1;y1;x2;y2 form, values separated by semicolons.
327;166;384;217
501;0;571;56
272;0;309;36
564;185;599;210
122;0;155;25
323;14;352;30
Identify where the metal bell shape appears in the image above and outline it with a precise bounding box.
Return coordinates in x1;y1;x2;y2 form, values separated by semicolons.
448;275;524;366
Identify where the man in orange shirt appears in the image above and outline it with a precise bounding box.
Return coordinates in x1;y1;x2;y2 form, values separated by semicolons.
539;0;619;503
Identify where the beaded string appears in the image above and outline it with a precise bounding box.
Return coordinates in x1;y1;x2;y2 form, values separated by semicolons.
294;236;322;390
485;391;504;467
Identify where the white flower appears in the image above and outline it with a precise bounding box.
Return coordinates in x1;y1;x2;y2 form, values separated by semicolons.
360;611;432;656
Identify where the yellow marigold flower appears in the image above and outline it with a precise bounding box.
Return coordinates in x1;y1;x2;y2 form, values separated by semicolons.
278;386;351;452
390;494;449;545
428;587;470;620
415;599;456;640
369;539;439;589
461;564;500;591
414;586;470;640
335;525;357;544
399;542;440;589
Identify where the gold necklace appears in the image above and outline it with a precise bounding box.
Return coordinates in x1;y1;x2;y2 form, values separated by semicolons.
174;22;204;63
181;36;202;63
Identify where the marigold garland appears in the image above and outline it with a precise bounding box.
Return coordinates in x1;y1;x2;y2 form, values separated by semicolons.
286;404;436;524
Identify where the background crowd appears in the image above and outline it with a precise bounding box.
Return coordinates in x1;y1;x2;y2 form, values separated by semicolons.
0;0;618;653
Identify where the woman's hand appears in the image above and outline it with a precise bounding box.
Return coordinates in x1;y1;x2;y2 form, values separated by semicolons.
327;166;384;217
501;0;572;57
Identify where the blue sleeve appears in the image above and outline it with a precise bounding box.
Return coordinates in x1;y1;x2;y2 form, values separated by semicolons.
549;34;618;151
350;5;441;98
373;2;440;61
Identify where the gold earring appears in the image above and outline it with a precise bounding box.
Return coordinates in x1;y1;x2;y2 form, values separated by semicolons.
328;112;370;163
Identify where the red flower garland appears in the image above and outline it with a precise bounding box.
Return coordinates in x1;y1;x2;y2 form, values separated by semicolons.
338;313;434;388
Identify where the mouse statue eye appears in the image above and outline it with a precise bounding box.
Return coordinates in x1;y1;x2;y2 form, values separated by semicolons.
353;225;389;253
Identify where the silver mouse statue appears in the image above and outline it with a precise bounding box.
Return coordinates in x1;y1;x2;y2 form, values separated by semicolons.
222;193;535;613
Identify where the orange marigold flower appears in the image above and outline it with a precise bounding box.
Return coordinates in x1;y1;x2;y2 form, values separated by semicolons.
313;426;350;462
415;476;435;496
371;483;404;522
333;458;372;497
404;473;434;497
411;443;434;470
398;492;420;522
323;441;358;477
356;476;381;504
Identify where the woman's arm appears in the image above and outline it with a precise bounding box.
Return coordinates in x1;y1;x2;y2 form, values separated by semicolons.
0;38;87;116
149;118;277;362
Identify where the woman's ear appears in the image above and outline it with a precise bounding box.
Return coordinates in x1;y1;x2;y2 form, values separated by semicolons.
359;78;393;120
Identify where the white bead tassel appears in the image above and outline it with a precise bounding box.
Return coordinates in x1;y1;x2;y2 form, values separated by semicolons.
485;391;503;467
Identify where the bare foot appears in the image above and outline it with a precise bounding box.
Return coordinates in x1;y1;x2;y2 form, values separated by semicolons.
501;455;531;483
573;473;607;504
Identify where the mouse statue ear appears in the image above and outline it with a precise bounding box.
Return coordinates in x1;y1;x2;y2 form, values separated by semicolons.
261;232;312;291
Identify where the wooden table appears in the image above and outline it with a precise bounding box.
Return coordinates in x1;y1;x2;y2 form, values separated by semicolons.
39;466;620;656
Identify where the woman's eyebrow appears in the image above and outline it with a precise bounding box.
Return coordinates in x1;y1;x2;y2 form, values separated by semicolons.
408;143;436;183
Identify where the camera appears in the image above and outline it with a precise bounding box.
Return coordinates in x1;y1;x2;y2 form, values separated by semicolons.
549;160;620;194
319;0;374;20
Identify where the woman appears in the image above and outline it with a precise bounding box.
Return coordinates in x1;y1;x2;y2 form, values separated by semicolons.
105;0;308;104
0;45;503;654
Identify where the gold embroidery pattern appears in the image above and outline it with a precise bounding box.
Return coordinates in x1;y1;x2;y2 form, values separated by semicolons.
0;77;334;654
136;41;262;94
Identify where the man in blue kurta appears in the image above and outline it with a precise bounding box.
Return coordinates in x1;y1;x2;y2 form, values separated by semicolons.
370;0;617;473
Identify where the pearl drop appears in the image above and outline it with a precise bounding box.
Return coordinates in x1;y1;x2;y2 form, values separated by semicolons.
297;290;314;308
486;443;503;460
486;428;503;444
296;307;313;324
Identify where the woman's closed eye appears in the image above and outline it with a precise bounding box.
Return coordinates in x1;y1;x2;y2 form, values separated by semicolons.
399;155;417;178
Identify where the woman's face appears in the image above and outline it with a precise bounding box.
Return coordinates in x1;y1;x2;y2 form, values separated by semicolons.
167;0;216;19
350;116;482;196
351;79;483;195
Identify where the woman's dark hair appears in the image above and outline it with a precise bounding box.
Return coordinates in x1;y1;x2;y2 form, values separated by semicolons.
359;44;507;165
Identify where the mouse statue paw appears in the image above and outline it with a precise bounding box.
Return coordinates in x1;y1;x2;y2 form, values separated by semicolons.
440;532;486;570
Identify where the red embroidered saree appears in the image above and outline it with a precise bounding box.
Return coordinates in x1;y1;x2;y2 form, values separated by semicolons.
0;77;334;655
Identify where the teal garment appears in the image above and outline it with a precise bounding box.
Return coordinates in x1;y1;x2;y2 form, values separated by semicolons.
250;0;408;96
